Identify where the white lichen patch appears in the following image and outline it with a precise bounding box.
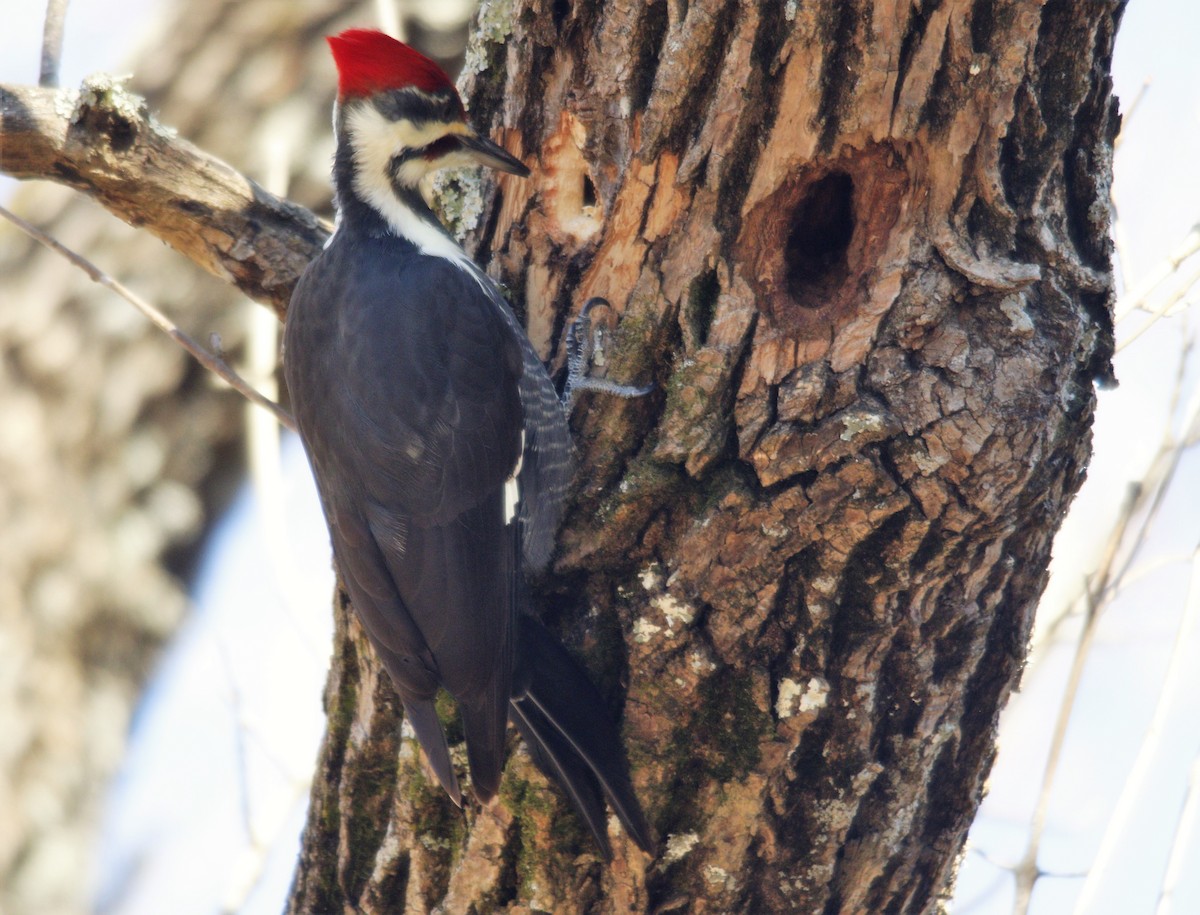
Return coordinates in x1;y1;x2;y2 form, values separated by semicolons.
851;762;884;794
632;617;663;643
431;167;484;240
703;864;734;891
54;87;81;120
69;73;179;140
761;520;790;538
810;575;838;595
460;0;518;81
663;831;700;863
800;677;830;712
839;409;886;442
73;73;142;123
776;678;804;719
1000;292;1035;336
639;565;663;591
652;592;695;631
912;448;948;474
779;873;810;897
776;676;831;719
689;648;718;674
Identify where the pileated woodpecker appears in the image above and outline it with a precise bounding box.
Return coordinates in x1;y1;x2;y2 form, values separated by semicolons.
283;28;651;858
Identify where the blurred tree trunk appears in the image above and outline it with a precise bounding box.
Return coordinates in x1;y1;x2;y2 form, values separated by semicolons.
0;3;375;913
288;1;1123;913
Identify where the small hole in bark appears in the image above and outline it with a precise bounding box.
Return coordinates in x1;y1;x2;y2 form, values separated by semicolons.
784;172;855;308
687;269;720;346
581;173;597;209
552;0;571;30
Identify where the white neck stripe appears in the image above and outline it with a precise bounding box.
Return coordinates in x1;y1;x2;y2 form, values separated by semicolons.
343;104;488;289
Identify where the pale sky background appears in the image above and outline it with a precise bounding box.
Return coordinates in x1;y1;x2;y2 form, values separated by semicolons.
3;2;1199;913
952;2;1200;912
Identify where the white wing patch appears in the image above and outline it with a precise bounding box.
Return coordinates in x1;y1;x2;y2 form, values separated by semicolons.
504;430;525;525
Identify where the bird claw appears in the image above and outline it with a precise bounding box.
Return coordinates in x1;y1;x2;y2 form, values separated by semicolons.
562;297;653;408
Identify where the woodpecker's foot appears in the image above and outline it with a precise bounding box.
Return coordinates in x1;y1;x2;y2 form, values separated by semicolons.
562;298;654;408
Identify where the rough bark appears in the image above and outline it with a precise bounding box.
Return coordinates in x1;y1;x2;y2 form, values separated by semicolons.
295;1;1123;912
0;0;1123;912
0;81;327;316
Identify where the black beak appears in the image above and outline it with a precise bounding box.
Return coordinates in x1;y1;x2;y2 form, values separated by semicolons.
459;130;530;178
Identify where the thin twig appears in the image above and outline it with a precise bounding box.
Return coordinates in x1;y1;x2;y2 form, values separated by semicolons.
1038;335;1200;914
1027;314;1196;658
1013;327;1200;912
0;203;297;432
1101;345;1197;599
376;0;404;41
245;137;325;655
1156;752;1200;915
1116;264;1200;351
1075;541;1200;913
39;0;70;87
1009;506;1128;915
1115;223;1200;322
1107;551;1196;598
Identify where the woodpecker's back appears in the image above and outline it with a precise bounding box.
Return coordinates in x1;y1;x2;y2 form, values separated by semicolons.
283;29;650;858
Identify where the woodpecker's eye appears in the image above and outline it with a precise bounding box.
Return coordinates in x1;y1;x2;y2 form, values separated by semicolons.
421;135;461;160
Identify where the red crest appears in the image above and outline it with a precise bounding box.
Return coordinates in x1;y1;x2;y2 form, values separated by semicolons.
326;29;459;103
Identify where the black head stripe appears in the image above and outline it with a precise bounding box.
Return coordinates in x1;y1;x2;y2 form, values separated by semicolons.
373;86;463;126
420;135;461;160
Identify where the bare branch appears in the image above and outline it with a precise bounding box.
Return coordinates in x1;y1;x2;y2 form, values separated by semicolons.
0;203;297;432
1157;752;1200;915
1116;262;1200;352
1009;509;1125;915
0;79;329;314
39;0;70;88
1076;542;1200;912
1116;222;1200;322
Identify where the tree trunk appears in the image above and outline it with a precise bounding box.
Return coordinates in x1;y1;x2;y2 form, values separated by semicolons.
288;1;1123;913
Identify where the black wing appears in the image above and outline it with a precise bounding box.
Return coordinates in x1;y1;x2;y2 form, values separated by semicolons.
285;236;524;800
485;286;574;574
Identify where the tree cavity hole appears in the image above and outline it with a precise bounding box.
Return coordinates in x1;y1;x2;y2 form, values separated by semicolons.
785;172;855;308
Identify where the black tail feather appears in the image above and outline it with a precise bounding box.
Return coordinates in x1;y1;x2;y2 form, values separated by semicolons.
511;617;654;855
401;696;462;806
511;697;613;857
459;687;508;803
